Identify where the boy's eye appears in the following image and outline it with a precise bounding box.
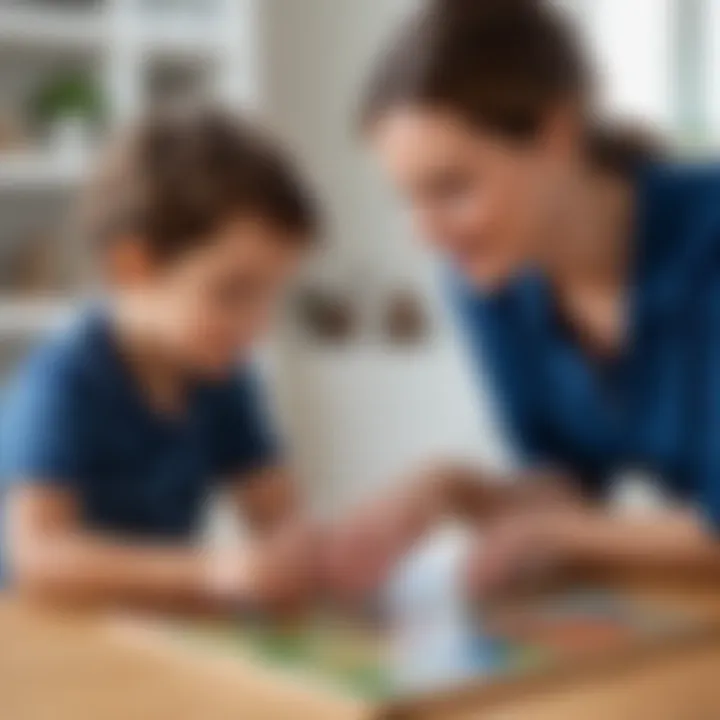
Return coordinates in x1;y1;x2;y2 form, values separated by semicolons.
212;275;267;307
421;171;475;202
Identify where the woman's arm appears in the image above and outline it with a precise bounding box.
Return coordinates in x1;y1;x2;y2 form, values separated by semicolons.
555;509;720;575
472;506;720;596
428;464;586;522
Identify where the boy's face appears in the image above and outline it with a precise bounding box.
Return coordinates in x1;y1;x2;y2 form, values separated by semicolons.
110;217;306;376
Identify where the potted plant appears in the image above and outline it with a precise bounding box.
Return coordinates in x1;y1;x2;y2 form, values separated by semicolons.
29;72;104;159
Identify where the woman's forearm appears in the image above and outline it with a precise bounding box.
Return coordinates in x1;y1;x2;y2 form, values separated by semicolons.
422;464;585;523
559;510;720;577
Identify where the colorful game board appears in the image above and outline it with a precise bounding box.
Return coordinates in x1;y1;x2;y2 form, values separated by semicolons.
169;588;699;703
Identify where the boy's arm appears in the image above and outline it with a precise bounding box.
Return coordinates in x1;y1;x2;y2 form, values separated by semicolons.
6;484;315;613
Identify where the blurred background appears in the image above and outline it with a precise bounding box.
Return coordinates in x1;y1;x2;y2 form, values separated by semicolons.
0;0;717;513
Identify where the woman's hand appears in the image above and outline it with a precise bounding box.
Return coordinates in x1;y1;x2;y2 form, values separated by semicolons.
466;510;586;598
320;463;563;603
323;474;452;603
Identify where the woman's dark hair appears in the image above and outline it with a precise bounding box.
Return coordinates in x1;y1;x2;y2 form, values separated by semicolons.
361;0;660;174
83;106;320;259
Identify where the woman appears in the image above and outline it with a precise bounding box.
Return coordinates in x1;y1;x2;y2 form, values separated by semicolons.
330;0;720;598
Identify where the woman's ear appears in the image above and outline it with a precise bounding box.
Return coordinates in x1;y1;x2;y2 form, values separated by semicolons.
103;235;157;288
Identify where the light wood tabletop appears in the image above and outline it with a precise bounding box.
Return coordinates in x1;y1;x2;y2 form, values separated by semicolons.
3;581;720;720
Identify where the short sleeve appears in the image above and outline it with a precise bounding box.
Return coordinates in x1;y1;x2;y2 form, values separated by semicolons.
209;368;281;480
0;359;92;490
692;279;720;533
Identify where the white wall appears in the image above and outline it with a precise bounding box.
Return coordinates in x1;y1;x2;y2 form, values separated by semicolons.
259;0;509;512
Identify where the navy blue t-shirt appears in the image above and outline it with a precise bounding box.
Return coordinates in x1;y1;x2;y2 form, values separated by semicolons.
452;163;720;529
0;311;279;548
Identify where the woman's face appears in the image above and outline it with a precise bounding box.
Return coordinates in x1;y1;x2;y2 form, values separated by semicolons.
370;107;575;290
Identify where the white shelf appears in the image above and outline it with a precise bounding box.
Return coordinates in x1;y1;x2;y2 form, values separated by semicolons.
0;152;89;192
0;297;77;335
0;6;108;52
0;0;257;290
134;21;225;61
0;6;229;60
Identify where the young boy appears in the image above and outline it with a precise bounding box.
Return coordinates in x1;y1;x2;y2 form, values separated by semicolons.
0;108;321;612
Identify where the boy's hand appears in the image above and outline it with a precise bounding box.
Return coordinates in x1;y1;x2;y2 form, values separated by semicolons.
250;522;324;611
208;522;323;612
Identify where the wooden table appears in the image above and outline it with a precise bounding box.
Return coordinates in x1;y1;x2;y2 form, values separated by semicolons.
3;582;720;720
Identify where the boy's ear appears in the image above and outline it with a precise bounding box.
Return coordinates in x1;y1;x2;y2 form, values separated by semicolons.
105;235;157;287
540;101;584;164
